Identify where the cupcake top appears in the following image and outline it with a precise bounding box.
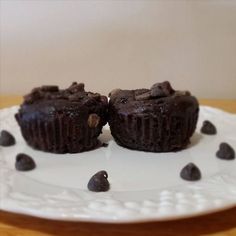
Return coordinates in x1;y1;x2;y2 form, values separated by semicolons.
19;82;108;118
23;82;107;105
109;81;198;115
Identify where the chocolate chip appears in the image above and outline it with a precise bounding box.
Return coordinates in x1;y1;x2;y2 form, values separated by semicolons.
0;130;16;146
150;81;175;98
87;92;100;100
87;170;110;192
41;85;59;92
88;114;100;128
68;82;85;93
150;87;166;98
108;89;121;97
15;153;36;171
174;90;191;96
216;142;235;160
201;120;217;135
135;91;151;101
180;163;201;181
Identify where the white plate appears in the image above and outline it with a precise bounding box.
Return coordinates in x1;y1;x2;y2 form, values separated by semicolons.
0;106;236;223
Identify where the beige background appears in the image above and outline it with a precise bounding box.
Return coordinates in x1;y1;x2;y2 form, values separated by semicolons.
0;0;236;98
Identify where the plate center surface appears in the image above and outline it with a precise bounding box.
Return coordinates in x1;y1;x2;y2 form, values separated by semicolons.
3;127;235;192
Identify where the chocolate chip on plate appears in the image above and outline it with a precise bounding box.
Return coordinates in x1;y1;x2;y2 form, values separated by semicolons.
200;120;217;135
0;130;16;146
216;142;235;160
180;163;201;181
87;170;110;192
15;153;36;171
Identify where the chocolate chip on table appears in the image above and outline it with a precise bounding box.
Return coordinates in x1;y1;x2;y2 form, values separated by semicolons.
0;130;16;146
88;114;100;128
150;81;175;98
87;170;110;192
216;142;235;160
180;163;201;181
15;153;36;171
201;120;217;135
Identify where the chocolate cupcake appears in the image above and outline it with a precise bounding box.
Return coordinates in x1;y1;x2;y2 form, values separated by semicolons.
108;81;199;152
15;83;108;153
